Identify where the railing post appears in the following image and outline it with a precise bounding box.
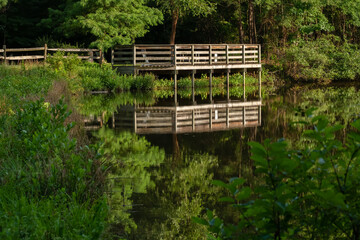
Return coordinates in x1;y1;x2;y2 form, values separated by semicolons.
209;44;212;65
258;70;262;100
3;45;6;65
226;69;230;102
111;48;114;66
242;45;245;64
99;49;103;66
173;45;177;65
258;44;261;64
133;45;136;66
191;45;194;65
44;44;48;62
226;45;229;65
89;50;94;62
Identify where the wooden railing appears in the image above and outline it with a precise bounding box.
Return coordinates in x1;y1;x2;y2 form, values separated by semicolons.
0;44;102;63
112;44;261;67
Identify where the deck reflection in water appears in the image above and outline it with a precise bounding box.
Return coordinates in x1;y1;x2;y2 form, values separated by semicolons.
106;99;261;134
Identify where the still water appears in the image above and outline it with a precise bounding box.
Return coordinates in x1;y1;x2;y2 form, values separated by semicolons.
79;83;360;239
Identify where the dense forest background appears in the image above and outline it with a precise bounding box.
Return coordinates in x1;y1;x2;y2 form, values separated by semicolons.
1;0;360;80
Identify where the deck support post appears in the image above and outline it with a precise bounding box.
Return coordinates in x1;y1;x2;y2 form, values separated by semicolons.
174;70;178;105
209;69;213;103
243;106;246;126
226;107;230;127
3;45;6;65
243;69;246;101
209;45;212;65
134;101;137;133
226;69;230;102
191;45;195;65
44;44;48;62
258;69;262;100
258;105;262;125
192;70;196;104
111;48;114;67
226;45;229;65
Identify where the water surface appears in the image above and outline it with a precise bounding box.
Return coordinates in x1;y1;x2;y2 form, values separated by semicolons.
78;83;360;239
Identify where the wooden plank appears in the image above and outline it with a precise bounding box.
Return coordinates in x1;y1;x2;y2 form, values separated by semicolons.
173;51;191;54
244;45;259;49
135;51;172;55
174;63;262;70
244;55;258;59
6;47;45;52
114;52;133;55
211;51;226;54
136;57;172;61
6;55;45;60
244;50;258;54
137;122;173;127
228;56;243;60
48;48;98;52
113;57;133;61
136;46;172;50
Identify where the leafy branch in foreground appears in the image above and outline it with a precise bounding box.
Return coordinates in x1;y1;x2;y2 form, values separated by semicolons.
194;116;360;240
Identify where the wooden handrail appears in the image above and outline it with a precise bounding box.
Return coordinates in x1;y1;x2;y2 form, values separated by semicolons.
113;43;261;67
1;44;101;64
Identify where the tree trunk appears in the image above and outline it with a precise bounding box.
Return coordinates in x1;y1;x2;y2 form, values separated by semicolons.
238;0;244;43
170;9;179;44
248;0;256;44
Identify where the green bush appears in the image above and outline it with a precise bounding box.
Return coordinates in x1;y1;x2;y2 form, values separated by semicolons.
195;116;360;239
285;36;360;81
0;65;56;106
131;74;156;90
0;99;108;238
47;51;82;73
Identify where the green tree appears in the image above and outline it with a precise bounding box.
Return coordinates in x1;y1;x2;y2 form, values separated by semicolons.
156;0;215;44
43;0;163;50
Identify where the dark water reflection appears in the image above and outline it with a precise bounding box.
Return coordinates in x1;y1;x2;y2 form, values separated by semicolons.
79;83;360;239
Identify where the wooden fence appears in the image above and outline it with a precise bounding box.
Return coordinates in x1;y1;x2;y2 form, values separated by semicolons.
0;44;102;64
112;44;261;69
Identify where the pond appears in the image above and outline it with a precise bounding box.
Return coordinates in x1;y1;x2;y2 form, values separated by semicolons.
77;82;360;239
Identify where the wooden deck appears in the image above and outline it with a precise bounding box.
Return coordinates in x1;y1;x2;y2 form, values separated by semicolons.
112;44;261;74
85;100;262;134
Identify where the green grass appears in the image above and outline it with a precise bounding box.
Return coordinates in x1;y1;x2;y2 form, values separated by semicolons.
0;99;108;238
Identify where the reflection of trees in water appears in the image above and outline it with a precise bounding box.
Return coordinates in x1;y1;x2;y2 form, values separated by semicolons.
85;85;360;238
95;128;164;238
131;152;219;240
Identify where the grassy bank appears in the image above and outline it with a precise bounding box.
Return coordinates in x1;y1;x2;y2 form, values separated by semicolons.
0;98;108;238
0;56;113;238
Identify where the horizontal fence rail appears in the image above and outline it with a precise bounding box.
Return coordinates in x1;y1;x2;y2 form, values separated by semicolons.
112;44;261;68
0;44;102;63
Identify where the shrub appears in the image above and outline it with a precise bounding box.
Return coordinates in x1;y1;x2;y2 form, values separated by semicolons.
0;99;108;238
195;116;360;239
285;36;360;81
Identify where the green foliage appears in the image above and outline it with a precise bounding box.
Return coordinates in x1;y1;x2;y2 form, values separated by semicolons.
47;51;82;73
0;99;108;238
132;152;219;239
196;116;360;239
0;65;56;106
95;128;165;235
42;0;163;50
286;37;360;81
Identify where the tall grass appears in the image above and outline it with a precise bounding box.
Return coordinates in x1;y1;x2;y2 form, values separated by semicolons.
0;99;108;238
